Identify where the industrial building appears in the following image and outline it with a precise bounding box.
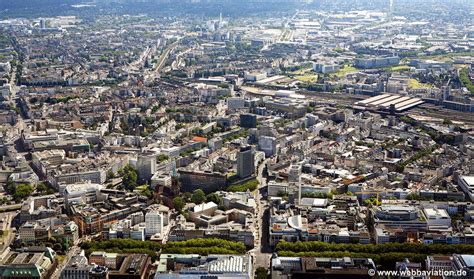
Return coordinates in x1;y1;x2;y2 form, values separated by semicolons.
355;93;424;112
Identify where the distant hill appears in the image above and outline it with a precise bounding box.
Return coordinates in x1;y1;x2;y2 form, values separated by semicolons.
0;0;82;18
0;0;79;10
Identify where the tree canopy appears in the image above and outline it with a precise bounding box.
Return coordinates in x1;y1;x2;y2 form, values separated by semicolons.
5;180;34;202
191;189;206;204
118;164;138;190
206;192;221;205
226;179;259;192
15;184;34;201
275;240;474;269
81;238;246;261
172;196;185;212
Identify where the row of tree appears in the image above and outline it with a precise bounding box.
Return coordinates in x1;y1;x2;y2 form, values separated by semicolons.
13;237;73;254
226;179;259;192
82;238;164;261
162;238;246;255
276;241;474;269
277;250;428;270
395;145;438;172
275;240;474;256
82;238;162;251
459;67;474;95
82;238;246;261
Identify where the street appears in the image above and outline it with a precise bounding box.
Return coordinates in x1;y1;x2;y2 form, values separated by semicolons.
0;212;16;252
250;159;272;276
50;245;81;279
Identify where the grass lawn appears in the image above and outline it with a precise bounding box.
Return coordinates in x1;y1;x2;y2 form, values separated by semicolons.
386;65;411;72
295;74;318;82
0;230;9;241
290;66;312;75
454;64;470;70
333;65;359;77
408;78;433;89
57;255;66;264
135;185;148;191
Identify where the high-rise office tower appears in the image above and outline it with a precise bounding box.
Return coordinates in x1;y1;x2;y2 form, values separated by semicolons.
288;163;302;205
40;18;46;29
145;210;163;238
237;145;255;179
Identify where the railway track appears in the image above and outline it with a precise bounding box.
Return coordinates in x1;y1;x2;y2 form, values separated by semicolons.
410;104;474;125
